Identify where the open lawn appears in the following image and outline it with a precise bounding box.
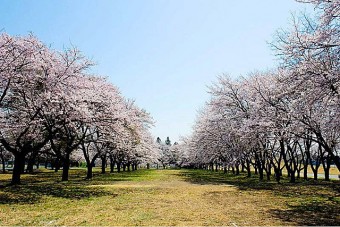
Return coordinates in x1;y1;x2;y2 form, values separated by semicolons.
0;168;339;226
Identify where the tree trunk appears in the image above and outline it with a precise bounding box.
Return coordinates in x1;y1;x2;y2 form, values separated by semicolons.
101;156;106;174
110;155;115;173
1;155;5;173
147;163;150;169
266;168;271;181
256;157;264;181
110;161;115;173
26;156;35;173
311;162;320;181
246;159;251;178
290;170;296;183
62;154;70;181
297;169;301;178
313;170;318;180
324;167;330;181
259;168;264;180
54;157;61;172
36;158;39;169
315;132;340;171
303;160;308;180
84;153;97;179
267;163;272;176
117;162;121;173
87;164;93;179
334;155;340;171
241;161;245;172
11;152;26;184
274;168;281;183
324;157;331;181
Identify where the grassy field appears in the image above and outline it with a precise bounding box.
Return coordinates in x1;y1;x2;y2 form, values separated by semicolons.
0;168;339;226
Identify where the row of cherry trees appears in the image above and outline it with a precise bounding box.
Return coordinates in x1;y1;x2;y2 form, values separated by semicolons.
0;33;159;184
155;137;188;168
183;0;339;182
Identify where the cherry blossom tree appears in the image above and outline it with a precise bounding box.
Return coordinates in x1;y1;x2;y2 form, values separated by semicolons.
0;33;157;183
272;0;340;170
186;0;339;183
0;34;86;184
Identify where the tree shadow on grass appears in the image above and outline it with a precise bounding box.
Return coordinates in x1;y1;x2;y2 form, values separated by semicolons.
0;169;122;205
178;169;340;226
178;169;340;191
270;200;340;225
0;182;114;204
178;169;278;190
0;168;157;205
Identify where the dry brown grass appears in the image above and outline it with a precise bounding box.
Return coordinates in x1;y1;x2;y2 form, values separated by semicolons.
0;168;339;226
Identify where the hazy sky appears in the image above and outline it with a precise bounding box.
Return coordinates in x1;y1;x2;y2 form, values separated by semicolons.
1;0;312;142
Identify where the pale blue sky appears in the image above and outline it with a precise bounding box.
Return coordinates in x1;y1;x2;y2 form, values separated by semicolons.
1;0;311;142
